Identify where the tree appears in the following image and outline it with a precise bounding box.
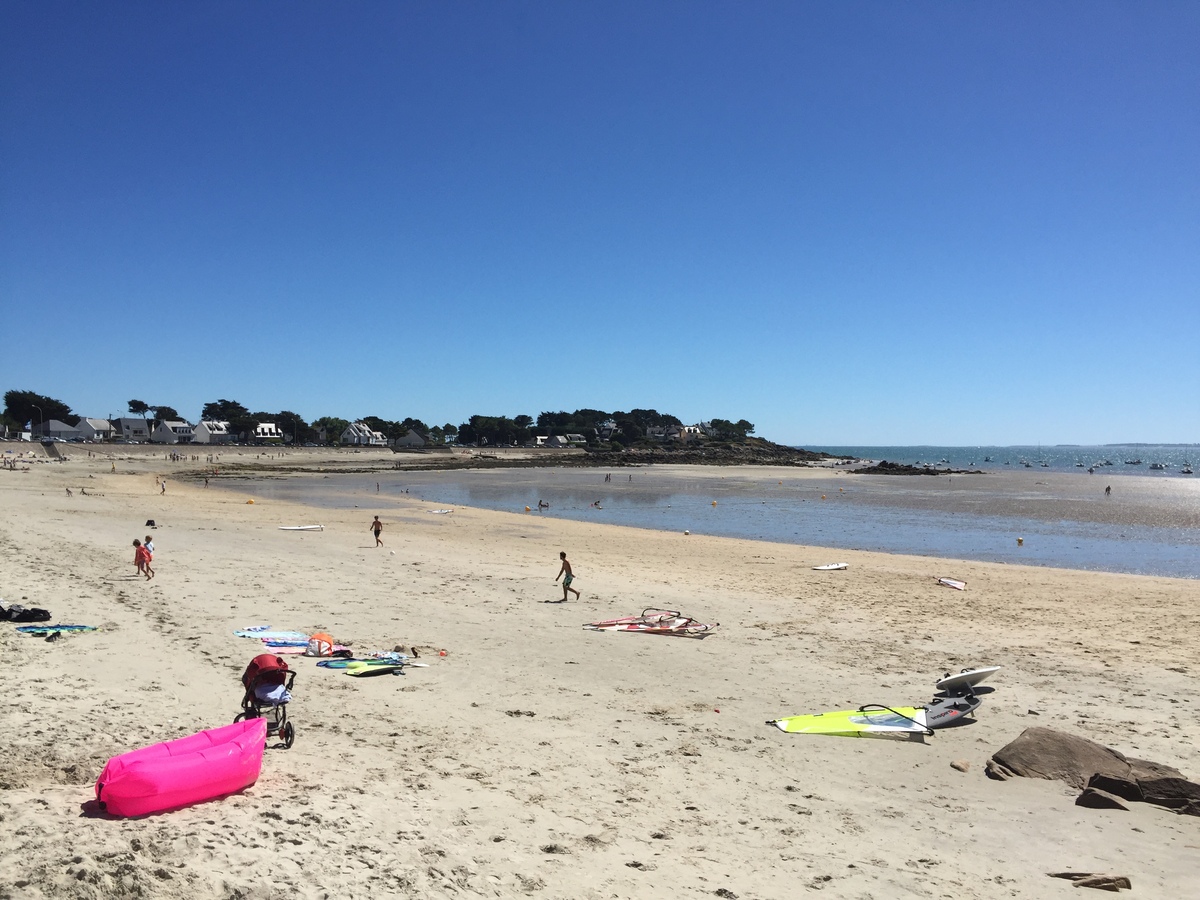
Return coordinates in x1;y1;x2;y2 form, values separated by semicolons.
200;399;251;422
361;415;390;436
428;425;444;445
5;390;76;428
277;410;309;444
312;416;349;444
127;399;151;432
442;423;458;444
709;418;754;440
152;406;180;427
399;417;430;435
615;418;643;442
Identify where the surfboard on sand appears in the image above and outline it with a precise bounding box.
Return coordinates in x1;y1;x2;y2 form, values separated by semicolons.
279;525;324;531
812;563;848;571
937;577;966;590
935;666;1001;695
17;624;97;634
768;706;930;738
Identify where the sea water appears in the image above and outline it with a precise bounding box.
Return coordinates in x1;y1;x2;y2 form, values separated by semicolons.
811;444;1199;474
243;454;1200;579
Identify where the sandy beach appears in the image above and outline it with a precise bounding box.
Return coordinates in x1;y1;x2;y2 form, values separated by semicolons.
2;446;1198;899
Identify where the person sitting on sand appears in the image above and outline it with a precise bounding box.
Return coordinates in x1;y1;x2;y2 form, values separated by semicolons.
555;551;581;601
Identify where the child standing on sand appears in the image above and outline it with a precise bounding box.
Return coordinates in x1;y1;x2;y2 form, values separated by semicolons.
555;551;581;601
133;539;154;580
370;516;384;547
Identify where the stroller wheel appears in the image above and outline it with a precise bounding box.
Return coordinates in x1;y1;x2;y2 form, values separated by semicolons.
234;711;249;723
281;721;295;749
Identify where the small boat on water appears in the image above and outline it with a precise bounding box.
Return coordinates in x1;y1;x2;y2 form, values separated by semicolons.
1148;463;1166;471
1125;459;1142;465
1182;466;1194;475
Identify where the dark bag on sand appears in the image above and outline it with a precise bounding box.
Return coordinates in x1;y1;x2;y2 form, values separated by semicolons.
1;604;53;623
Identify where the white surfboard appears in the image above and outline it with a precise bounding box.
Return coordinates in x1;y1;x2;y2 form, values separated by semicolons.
279;525;324;531
937;577;966;590
812;563;849;571
936;666;1001;694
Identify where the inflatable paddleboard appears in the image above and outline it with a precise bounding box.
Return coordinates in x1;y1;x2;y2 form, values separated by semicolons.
935;666;1001;694
812;563;848;571
768;706;930;738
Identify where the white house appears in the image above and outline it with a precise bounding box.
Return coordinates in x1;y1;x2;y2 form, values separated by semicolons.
113;417;151;442
341;422;387;446
392;428;428;448
150;420;195;444
76;418;115;441
193;420;232;444
539;433;588;448
253;422;282;442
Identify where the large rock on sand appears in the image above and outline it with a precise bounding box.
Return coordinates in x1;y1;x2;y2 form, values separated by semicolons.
988;727;1131;790
988;727;1200;816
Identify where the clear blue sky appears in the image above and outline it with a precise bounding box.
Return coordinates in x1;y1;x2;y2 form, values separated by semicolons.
3;2;1197;445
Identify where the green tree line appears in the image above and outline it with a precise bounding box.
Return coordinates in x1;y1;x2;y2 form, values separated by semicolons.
4;390;755;447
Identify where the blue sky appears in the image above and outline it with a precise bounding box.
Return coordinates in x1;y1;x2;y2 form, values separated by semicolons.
3;2;1197;445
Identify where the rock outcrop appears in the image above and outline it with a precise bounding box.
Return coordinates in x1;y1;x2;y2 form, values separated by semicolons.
987;727;1200;816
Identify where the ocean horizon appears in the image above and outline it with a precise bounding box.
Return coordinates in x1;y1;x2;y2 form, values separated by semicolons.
806;443;1198;474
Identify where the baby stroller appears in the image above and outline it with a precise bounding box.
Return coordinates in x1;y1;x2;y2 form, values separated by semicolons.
235;653;296;749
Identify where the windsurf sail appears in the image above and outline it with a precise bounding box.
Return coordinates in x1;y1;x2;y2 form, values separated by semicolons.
768;705;931;738
583;609;681;630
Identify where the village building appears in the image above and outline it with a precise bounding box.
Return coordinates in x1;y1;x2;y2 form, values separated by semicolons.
150;420;195;444
31;419;79;440
252;423;283;442
75;418;115;441
192;420;232;444
392;428;429;448
112;417;152;442
341;422;387;446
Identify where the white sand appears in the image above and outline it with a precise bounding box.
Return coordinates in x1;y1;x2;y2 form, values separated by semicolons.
2;447;1198;899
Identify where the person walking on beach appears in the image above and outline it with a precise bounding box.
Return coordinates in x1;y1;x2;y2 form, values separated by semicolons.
1105;485;1111;498
160;478;167;495
133;539;153;579
556;551;581;601
370;515;384;547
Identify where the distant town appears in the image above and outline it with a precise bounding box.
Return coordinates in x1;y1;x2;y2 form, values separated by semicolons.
2;389;757;451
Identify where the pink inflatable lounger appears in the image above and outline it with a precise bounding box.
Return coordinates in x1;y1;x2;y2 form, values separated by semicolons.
95;718;267;817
